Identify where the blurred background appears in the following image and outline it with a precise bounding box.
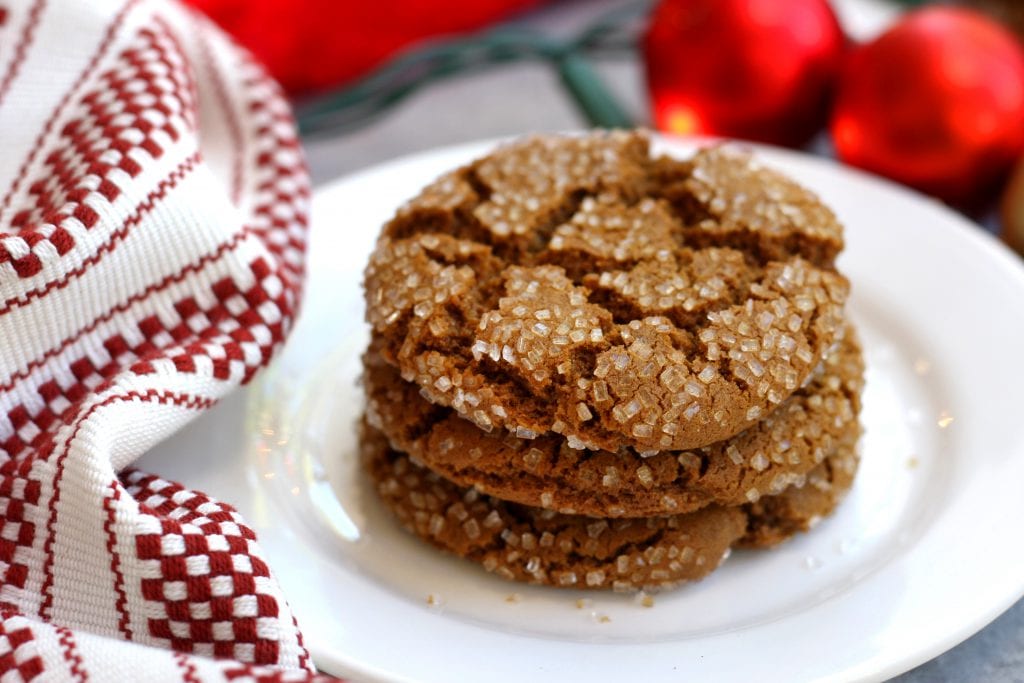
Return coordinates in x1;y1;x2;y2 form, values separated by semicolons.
179;0;1022;680
183;0;1024;258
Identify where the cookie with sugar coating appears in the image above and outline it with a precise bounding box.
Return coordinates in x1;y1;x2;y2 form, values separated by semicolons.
364;130;848;453
364;326;863;518
362;420;860;591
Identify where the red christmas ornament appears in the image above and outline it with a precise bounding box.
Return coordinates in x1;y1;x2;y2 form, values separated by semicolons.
643;0;845;147
831;7;1024;208
185;0;545;95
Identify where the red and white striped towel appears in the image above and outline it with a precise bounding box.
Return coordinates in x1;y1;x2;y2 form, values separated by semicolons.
0;0;332;679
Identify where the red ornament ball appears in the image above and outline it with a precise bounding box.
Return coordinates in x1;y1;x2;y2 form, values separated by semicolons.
185;0;544;94
644;0;845;147
832;7;1024;207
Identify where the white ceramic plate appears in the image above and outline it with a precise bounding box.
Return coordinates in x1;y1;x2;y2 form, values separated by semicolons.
140;137;1024;682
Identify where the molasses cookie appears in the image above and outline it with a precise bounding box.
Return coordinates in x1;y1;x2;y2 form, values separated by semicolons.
741;424;861;548
362;420;859;591
364;131;848;452
364;327;863;518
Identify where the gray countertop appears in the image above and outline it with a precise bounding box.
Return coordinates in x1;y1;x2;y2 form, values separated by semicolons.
299;0;1024;679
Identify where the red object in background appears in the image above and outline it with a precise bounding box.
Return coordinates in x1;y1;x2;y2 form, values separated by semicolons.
643;0;845;147
832;7;1024;208
184;0;544;95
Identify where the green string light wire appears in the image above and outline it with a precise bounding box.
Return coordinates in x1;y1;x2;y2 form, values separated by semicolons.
295;1;652;136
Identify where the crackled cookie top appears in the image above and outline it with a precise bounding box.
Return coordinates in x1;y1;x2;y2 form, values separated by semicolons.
363;328;863;518
364;131;848;452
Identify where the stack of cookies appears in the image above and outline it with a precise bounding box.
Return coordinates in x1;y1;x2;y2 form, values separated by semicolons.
360;130;864;591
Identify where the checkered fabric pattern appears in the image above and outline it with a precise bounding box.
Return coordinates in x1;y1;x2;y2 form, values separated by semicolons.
0;0;334;679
